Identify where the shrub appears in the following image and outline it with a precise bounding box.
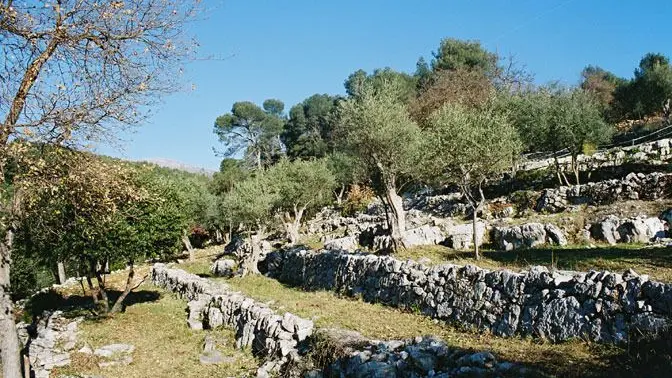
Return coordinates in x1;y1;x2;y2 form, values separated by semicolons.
341;184;375;217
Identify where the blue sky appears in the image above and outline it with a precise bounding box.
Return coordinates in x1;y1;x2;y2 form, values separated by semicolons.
97;0;672;171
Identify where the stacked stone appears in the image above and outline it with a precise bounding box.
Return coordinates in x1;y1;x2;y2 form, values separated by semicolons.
322;335;533;378
536;172;672;213
17;311;82;378
151;264;313;376
519;138;672;172
270;249;672;344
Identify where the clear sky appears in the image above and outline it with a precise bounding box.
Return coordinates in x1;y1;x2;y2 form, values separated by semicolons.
97;0;672;171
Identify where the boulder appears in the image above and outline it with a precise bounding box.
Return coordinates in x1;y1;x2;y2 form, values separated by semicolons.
492;223;546;251
591;216;665;244
492;223;567;251
589;215;621;245
401;225;446;248
544;224;568;246
617;217;665;243
211;259;236;277
445;222;486;250
324;236;359;251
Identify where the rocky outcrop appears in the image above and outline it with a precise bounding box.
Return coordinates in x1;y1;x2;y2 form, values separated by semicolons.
324;236;358;251
17;311;82;378
151;264;313;376
589;216;666;245
92;343;135;367
211;258;237;277
268;249;672;344
491;223;568;251
444;221;486;250
536;172;672;213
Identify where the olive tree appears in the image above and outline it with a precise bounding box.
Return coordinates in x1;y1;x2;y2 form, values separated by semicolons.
267;158;336;244
504;87;612;185
1;1;200;373
326;152;361;205
423;104;521;259
336;79;422;250
219;175;277;275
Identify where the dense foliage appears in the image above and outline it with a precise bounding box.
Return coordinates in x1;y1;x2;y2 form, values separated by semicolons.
502;86;613;184
10;150;214;305
422;103;522;258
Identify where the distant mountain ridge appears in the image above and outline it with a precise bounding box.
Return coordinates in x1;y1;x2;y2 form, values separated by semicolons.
140;158;216;176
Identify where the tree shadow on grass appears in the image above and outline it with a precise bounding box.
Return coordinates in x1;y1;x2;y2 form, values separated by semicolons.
24;289;161;320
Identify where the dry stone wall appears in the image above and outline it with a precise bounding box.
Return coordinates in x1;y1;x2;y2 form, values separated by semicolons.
535;172;672;213
269;249;672;344
318;334;536;377
519;138;672;172
151;264;313;376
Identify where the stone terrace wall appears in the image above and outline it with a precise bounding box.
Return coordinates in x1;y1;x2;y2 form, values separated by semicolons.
320;334;535;377
151;264;313;375
270;249;672;344
519;138;672;172
536;172;672;213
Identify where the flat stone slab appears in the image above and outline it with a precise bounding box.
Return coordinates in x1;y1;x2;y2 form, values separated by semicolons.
94;343;135;358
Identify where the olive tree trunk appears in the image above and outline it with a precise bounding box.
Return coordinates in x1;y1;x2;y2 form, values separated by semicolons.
182;234;195;261
571;154;581;185
460;179;486;260
384;185;406;251
57;261;67;284
240;227;267;276
283;204;306;246
334;185;346;205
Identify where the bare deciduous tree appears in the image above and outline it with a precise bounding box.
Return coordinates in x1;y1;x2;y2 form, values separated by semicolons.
0;1;200;375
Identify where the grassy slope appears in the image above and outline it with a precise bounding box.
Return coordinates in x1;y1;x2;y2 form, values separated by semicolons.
46;265;257;378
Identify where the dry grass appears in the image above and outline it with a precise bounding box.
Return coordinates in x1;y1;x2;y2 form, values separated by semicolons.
223;274;628;378
395;244;672;282
46;268;257;378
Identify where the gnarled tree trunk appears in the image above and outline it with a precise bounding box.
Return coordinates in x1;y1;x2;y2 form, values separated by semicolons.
240;227;267;276
334;185;346;205
283;204;305;245
460;179;486;261
384;185;406;251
